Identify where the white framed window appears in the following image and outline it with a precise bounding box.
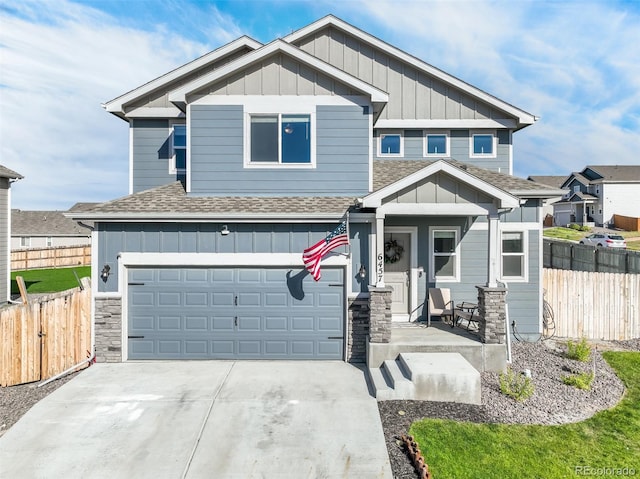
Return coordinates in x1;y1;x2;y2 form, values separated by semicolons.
246;113;313;167
378;132;403;157
500;231;528;281
425;131;449;157
46;237;53;247
429;227;460;282
470;130;496;158
170;123;186;173
573;185;580;193
20;237;31;248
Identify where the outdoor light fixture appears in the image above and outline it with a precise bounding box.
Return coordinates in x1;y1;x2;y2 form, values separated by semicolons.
283;124;293;134
221;225;230;236
100;264;111;282
358;264;367;279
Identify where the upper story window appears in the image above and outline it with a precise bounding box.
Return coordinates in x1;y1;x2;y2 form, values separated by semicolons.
470;131;496;158
378;133;403;157
425;132;449;157
429;227;460;282
171;124;186;172
573;185;580;193
248;114;312;166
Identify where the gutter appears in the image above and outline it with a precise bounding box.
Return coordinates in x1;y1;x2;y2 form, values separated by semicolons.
64;213;350;223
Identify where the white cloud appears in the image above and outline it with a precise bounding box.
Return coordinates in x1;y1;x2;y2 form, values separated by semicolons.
339;0;640;177
0;0;241;209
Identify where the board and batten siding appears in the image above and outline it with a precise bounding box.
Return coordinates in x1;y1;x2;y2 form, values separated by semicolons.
131;119;180;193
0;179;8;303
189;104;369;196
293;26;513;122
97;222;355;294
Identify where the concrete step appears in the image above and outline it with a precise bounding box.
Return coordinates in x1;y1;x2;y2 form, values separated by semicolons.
367;364;395;401
399;352;481;405
381;360;415;397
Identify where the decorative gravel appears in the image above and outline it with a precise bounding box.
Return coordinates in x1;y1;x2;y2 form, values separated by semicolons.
379;339;634;479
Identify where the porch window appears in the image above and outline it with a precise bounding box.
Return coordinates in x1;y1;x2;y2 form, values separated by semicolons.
379;133;402;156
430;228;459;281
501;231;526;280
171;124;186;172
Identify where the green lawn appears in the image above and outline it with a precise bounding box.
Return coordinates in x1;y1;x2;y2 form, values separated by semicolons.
11;266;91;294
410;352;640;479
543;227;586;242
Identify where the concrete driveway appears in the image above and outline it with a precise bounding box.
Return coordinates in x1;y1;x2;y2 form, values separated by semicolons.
0;361;392;478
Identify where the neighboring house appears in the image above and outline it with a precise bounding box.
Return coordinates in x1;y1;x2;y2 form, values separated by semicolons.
553;166;640;227
11;209;92;250
527;175;568;226
0;165;23;304
69;15;561;364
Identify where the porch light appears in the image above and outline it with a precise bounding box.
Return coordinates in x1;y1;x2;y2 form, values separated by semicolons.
284;124;293;134
100;264;111;282
358;264;367;279
221;225;230;236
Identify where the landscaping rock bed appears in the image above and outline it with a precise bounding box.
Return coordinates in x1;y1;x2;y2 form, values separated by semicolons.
379;340;634;479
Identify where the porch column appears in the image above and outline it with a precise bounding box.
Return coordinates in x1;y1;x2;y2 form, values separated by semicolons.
374;211;385;287
369;286;393;343
487;213;500;287
476;285;507;344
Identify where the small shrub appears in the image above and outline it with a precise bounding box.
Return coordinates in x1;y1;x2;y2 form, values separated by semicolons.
568;223;581;230
562;372;594;390
499;368;535;402
579;225;591;232
566;338;592;362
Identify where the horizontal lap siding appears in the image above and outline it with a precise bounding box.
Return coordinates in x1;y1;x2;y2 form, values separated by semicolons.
131;119;175;193
189;104;369;196
97;223;350;293
0;182;8;302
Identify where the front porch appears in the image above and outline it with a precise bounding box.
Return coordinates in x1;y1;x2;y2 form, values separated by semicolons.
367;321;507;373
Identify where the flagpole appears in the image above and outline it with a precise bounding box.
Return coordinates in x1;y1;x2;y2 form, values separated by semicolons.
345;210;351;258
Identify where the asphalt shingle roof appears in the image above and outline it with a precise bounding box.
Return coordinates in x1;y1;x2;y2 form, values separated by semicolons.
527;175;568;189
12;210;92;236
76;160;562;218
585;165;640;182
0;165;22;179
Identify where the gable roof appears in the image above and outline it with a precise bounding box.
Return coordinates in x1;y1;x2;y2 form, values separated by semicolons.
11;210;91;236
527;175;568;189
168;39;389;108
0;165;22;179
284;15;537;129
584;165;640;182
103;36;263;119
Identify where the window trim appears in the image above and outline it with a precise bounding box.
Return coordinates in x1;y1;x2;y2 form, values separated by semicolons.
428;226;460;282
46;236;53;247
20;237;31;248
499;229;528;282
469;130;497;158
377;132;404;157
169;121;186;174
424;130;450;157
244;112;316;169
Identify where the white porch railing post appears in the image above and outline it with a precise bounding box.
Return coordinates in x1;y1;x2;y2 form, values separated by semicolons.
487;213;499;287
374;212;385;287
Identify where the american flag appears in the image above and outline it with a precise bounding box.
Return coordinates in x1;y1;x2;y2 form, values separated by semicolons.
302;221;349;281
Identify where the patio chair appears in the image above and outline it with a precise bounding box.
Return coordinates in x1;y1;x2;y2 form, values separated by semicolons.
427;288;455;327
455;302;481;331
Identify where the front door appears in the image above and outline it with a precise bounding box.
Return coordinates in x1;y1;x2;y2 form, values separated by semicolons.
384;232;410;316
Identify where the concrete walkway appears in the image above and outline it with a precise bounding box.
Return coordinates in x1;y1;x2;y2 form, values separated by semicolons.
0;362;392;479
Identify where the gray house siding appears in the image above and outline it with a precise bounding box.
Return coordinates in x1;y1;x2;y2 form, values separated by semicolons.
373;129;511;172
0;179;8;303
97;222;352;293
293;26;513;122
189;104;369;196
131;119;178;193
501;200;540;223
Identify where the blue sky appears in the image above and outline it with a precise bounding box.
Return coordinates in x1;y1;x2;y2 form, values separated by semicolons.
1;0;639;210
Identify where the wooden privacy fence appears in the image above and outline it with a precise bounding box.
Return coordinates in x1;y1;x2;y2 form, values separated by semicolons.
543;268;640;340
543;239;640;274
614;214;640;232
0;281;91;387
11;245;91;271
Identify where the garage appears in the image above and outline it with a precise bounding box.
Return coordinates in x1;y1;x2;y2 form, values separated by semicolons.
127;267;344;360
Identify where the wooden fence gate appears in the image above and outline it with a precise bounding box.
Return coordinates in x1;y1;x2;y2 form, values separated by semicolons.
0;281;91;387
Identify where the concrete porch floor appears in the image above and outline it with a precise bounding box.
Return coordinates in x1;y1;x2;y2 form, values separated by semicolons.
367;320;508;372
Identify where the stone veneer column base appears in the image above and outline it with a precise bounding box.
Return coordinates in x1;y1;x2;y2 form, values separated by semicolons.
476;285;507;344
95;296;123;362
347;295;370;362
369;287;393;344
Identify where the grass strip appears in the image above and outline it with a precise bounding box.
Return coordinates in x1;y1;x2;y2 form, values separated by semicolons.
11;266;91;294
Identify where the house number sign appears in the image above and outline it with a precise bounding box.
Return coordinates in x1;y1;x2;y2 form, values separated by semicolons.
377;253;384;284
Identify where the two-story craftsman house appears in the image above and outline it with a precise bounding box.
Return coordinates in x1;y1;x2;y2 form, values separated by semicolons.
70;16;560;366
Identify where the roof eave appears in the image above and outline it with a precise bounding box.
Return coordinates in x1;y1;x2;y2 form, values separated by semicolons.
65;212;348;223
